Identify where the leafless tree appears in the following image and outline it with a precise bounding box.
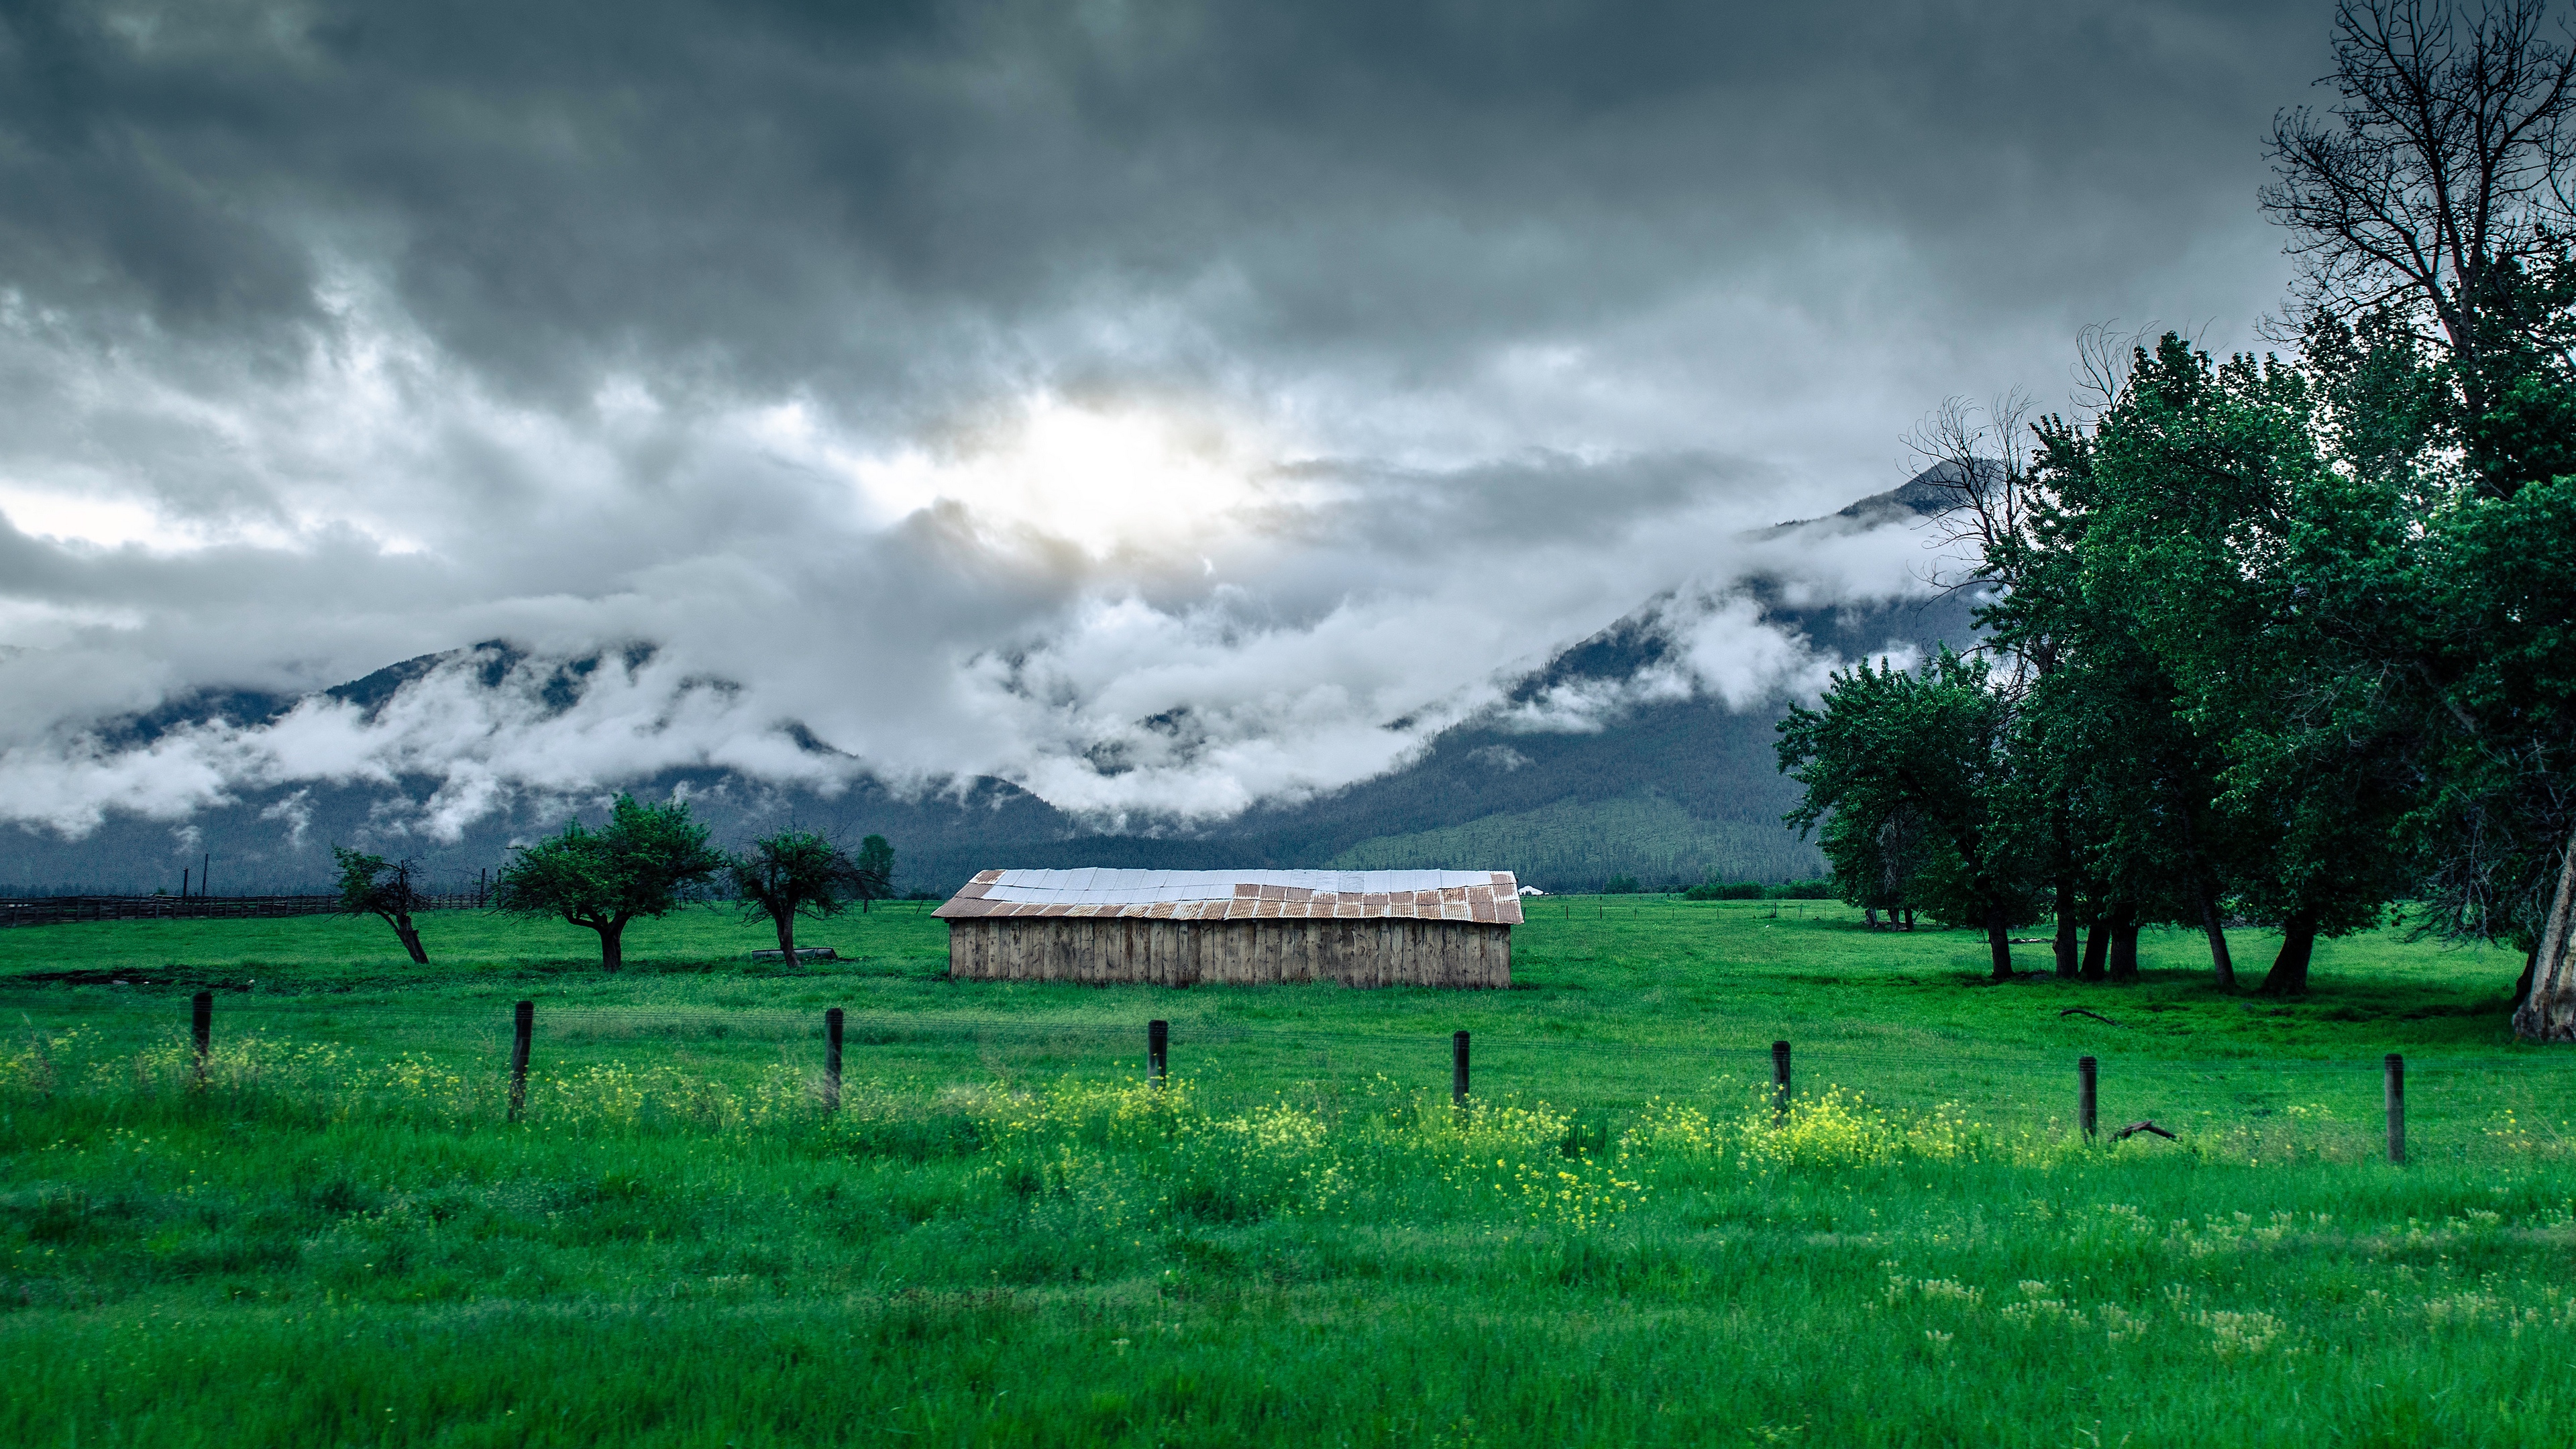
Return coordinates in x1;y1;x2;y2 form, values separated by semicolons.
2069;321;2156;415
2263;0;2576;423
1902;394;2055;686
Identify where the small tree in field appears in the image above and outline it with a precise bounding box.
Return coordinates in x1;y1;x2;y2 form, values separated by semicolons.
493;795;726;972
333;846;430;963
1778;648;2043;980
853;835;896;912
727;830;885;961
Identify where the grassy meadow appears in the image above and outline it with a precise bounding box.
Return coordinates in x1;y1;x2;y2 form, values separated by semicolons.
1;898;2571;1446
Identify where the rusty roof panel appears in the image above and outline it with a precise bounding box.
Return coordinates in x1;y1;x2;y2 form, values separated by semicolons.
932;869;1524;921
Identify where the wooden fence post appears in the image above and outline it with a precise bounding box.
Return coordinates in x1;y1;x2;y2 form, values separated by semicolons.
1770;1040;1791;1120
2078;1056;2098;1141
1452;1030;1470;1108
824;1007;845;1112
2385;1053;2405;1165
1148;1018;1169;1087
191;991;212;1083
508;1000;533;1122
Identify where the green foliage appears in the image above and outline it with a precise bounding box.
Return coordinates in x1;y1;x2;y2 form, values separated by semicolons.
1778;648;2041;976
329;845;429;964
1601;873;1641;894
853;833;897;911
1683;880;1763;901
2087;340;2409;934
2412;469;2576;945
493;795;727;971
726;830;881;958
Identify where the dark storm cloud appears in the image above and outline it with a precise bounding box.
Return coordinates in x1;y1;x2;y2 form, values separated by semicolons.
0;0;2334;830
0;1;2316;409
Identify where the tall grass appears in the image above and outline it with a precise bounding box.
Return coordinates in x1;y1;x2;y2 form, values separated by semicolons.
4;1019;2573;1446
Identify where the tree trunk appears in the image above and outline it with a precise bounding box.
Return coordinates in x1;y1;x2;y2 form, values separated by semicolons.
596;918;628;973
2081;905;2110;981
2261;910;2318;996
395;912;428;965
2174;794;2229;989
1986;907;2015;982
2196;886;2235;991
775;911;798;964
1864;906;1880;929
2053;877;2080;979
2107;903;2141;982
2513;831;2576;1042
1902;907;1915;931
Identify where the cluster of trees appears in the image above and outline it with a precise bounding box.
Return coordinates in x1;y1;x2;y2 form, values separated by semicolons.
331;798;896;971
1780;0;2576;1040
1680;879;1835;902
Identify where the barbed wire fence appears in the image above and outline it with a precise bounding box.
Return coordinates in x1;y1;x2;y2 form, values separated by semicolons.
19;986;2573;1166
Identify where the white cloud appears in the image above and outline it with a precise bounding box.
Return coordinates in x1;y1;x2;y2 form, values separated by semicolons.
0;322;1940;839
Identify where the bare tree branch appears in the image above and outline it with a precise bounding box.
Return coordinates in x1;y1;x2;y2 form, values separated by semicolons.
2264;0;2576;421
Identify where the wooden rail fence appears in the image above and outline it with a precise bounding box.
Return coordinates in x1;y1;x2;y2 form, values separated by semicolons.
163;996;2424;1165
0;892;491;928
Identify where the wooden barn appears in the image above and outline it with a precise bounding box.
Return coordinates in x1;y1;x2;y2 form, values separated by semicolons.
933;868;1521;987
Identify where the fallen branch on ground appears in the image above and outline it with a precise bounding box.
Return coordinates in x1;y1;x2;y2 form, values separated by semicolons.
2111;1120;2176;1141
2058;1008;2122;1026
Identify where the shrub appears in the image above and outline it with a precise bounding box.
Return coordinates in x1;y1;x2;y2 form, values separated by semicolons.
1684;881;1764;901
1770;880;1835;900
1602;875;1642;895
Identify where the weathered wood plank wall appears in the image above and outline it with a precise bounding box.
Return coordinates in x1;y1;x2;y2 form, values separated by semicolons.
945;918;1510;987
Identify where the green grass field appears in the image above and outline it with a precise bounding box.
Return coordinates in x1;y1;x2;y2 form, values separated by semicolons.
1;900;2570;1446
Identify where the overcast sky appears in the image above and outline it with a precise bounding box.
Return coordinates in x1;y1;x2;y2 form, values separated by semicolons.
0;0;2332;837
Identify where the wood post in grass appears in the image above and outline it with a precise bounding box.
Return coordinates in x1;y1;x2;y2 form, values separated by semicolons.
1770;1040;1791;1120
1148;1018;1169;1087
824;1008;845;1112
2385;1053;2405;1165
2078;1056;2098;1141
1452;1030;1470;1107
191;991;212;1083
508;1000;533;1122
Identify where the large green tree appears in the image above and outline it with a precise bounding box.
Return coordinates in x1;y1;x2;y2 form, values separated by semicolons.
2259;0;2576;1026
493;795;727;972
1907;388;2256;990
2317;318;2576;1032
1778;649;2041;981
2076;338;2422;994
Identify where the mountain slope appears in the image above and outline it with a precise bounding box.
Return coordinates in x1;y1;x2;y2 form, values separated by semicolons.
1;480;1978;896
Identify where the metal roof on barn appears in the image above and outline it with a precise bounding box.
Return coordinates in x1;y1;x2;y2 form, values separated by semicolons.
932;868;1523;924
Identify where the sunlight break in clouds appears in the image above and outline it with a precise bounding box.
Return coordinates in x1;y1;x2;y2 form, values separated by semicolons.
824;396;1309;565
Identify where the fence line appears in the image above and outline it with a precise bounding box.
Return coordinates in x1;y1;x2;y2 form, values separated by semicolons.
80;996;2576;1075
62;991;2572;1166
0;894;943;928
0;892;492;927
